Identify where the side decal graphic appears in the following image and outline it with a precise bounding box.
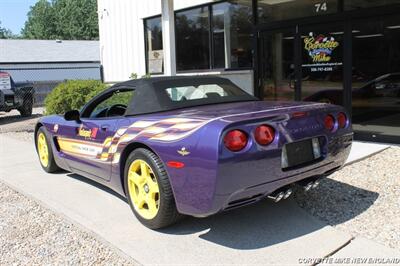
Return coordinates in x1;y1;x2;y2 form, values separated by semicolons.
58;117;207;163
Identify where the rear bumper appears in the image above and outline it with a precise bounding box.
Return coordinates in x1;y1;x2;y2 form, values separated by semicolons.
180;133;352;217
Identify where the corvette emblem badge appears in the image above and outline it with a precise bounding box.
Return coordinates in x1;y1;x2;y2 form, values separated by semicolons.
177;147;190;156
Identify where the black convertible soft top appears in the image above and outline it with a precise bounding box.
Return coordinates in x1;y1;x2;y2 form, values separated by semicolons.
104;75;257;116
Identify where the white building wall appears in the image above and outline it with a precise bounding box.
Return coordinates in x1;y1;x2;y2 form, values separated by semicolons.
98;0;215;83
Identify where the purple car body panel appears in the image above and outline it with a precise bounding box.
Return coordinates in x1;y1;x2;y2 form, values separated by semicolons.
37;100;352;217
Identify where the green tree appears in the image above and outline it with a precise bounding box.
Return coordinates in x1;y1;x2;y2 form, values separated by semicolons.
21;0;57;39
22;0;98;40
53;0;98;40
0;21;14;39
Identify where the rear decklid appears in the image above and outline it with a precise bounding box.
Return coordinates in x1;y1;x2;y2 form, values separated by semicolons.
160;100;327;121
194;100;348;142
154;100;347;141
176;101;350;155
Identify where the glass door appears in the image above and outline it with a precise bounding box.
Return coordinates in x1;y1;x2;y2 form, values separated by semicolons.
260;23;344;102
260;28;298;101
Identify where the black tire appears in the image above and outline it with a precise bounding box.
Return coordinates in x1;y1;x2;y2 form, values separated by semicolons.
124;148;182;229
19;97;33;117
36;127;60;173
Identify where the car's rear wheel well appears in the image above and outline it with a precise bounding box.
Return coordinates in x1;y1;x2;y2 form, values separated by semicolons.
119;142;159;196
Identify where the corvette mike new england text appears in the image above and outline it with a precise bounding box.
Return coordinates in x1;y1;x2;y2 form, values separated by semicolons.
298;257;400;264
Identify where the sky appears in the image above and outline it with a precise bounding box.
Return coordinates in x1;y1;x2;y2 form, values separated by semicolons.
0;0;38;34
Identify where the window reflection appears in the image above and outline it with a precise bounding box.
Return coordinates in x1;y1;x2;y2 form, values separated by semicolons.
261;30;296;101
351;16;400;140
144;17;163;74
175;7;210;71
212;1;253;69
175;1;253;71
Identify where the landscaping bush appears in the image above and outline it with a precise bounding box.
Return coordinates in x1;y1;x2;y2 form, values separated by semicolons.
45;80;108;115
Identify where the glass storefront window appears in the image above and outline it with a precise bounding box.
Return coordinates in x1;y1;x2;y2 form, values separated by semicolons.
144;16;163;74
175;1;253;71
351;16;400;141
175;7;210;71
258;0;338;24
345;0;400;10
212;1;253;69
256;1;400;142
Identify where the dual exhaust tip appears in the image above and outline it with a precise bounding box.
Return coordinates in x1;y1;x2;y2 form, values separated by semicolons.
267;187;293;203
267;178;321;203
303;179;320;192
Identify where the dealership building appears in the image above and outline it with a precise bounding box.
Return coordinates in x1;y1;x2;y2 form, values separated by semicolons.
97;0;400;143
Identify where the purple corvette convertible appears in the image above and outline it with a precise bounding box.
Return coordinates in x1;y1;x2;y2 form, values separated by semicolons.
35;76;352;229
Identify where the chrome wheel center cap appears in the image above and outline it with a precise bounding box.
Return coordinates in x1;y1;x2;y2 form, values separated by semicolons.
143;184;150;193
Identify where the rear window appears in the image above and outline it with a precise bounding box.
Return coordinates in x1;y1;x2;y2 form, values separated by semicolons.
165;83;247;102
125;78;259;115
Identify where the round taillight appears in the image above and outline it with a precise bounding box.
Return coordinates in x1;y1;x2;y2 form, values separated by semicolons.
337;112;347;128
254;125;275;145
223;130;248;152
324;115;335;131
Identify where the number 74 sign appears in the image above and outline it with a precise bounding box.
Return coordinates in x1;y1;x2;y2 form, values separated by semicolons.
315;2;328;13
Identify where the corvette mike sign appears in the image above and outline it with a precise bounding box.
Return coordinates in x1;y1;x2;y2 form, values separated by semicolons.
302;32;342;73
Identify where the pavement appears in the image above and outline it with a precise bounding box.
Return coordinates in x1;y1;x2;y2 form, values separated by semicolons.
345;141;389;165
323;238;400;265
0;135;398;265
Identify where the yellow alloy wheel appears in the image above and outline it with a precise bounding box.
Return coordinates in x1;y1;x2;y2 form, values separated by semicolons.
128;159;160;220
37;132;49;168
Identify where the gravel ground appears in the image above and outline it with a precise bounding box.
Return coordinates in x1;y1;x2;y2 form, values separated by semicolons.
295;146;400;250
0;109;137;265
0;182;136;265
0;108;43;137
0;108;45;142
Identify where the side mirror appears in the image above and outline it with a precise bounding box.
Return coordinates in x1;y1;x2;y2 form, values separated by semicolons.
64;110;81;122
